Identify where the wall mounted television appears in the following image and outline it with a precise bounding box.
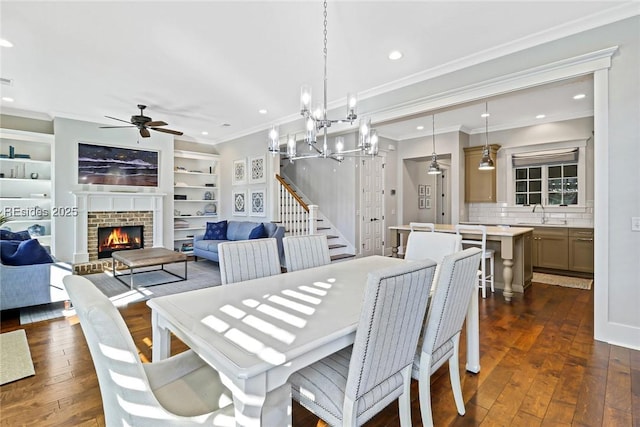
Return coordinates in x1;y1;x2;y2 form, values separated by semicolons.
78;142;159;187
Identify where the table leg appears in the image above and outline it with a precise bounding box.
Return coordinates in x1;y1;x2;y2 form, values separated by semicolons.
392;230;400;257
226;377;292;427
465;287;480;373
500;236;515;302
151;310;171;361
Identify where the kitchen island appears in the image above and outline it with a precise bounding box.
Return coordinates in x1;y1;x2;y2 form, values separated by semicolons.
389;224;534;302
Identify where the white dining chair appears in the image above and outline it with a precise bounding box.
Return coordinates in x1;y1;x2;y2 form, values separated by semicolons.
455;224;495;298
283;234;331;272
413;247;483;427
218;238;281;285
63;275;235;426
409;222;435;232
404;230;462;287
290;259;437;427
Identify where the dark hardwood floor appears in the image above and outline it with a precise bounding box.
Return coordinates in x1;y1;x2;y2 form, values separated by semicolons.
1;282;638;426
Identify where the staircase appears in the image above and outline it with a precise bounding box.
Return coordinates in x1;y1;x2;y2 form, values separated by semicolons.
275;174;355;262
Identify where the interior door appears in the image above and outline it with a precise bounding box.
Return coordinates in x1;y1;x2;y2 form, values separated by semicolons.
436;167;451;224
360;154;385;256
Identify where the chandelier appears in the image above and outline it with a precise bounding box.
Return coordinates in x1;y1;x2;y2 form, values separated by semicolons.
268;1;378;162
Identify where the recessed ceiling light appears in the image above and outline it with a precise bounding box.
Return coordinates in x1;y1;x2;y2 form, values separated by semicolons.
222;123;231;127
0;39;13;48
416;125;424;130
201;131;209;136
258;109;268;114
536;114;546;119
573;93;586;100
1;97;14;102
388;50;403;61
480;113;490;118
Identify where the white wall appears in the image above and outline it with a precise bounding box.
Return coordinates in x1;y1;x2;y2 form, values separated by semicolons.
52;117;174;263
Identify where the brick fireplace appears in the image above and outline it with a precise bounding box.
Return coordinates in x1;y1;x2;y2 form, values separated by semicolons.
72;191;164;273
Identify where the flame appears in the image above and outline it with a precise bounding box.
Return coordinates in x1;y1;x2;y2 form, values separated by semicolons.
101;228;141;249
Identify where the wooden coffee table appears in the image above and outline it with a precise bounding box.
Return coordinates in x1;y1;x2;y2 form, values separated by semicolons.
112;248;188;289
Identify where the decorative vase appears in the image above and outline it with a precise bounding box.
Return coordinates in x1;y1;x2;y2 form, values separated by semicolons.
28;224;45;237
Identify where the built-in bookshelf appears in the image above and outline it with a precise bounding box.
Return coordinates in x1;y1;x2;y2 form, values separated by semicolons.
173;149;219;253
0;129;54;247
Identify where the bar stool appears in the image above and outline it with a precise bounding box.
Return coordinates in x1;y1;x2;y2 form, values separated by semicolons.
455;224;495;298
409;222;435;232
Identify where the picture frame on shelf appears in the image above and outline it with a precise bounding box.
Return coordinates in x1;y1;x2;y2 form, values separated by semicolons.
232;190;247;216
419;197;426;209
250;188;266;217
232;159;247;186
249;155;266;184
418;184;426;196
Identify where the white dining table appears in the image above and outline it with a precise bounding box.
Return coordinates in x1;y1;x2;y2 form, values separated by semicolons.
148;255;480;427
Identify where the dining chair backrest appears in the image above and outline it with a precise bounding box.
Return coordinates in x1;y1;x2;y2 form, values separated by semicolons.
409;222;435;232
345;259;437;412
420;248;482;360
218;238;281;285
63;275;234;426
404;231;462;264
283;234;331;272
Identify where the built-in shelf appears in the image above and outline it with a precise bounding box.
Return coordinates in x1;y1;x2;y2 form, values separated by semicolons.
173;146;220;252
0;129;54;247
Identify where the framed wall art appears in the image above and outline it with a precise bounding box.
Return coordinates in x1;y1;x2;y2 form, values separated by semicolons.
425;185;432;197
232;189;247;216
419;197;426;209
418;184;426;196
250;188;266;217
426;198;432;209
249;155;266;184
232;159;247;186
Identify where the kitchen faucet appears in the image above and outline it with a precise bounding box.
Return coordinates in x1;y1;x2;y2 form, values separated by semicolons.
532;203;546;224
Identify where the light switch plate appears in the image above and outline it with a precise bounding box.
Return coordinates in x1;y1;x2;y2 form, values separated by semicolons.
632;217;640;231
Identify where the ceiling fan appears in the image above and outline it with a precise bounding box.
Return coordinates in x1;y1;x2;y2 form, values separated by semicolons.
100;104;183;138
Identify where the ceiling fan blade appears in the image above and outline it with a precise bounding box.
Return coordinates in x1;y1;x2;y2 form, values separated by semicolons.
105;115;133;124
151;127;184;136
99;125;136;128
145;121;167;127
140;127;151;138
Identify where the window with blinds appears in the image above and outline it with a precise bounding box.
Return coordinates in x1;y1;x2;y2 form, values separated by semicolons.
513;149;579;206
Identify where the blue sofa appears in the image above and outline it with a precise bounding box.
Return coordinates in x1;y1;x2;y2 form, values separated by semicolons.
193;220;286;266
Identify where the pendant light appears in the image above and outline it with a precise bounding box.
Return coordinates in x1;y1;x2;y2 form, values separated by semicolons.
478;101;495;170
427;114;441;175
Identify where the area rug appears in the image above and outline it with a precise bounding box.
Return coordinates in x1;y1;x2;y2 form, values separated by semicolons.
20;260;222;325
0;329;35;385
533;272;593;290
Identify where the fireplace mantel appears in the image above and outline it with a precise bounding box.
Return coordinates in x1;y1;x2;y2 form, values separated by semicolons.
72;191;166;264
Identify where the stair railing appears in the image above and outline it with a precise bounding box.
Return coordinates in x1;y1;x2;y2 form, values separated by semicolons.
275;174;317;235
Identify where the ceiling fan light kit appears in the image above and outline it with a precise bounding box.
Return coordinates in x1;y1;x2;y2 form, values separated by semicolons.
268;0;378;163
100;104;184;138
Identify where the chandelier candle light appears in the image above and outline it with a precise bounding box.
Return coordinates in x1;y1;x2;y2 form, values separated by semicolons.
268;1;378;162
478;101;495;170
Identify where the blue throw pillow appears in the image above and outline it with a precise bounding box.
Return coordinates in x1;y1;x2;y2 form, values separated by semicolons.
248;223;266;239
0;229;31;241
0;240;21;263
203;220;227;240
2;238;54;266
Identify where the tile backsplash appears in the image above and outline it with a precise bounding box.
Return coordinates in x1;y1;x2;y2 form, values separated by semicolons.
467;202;594;228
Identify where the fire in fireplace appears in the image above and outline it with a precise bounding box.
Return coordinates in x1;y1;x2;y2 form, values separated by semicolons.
97;225;144;259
